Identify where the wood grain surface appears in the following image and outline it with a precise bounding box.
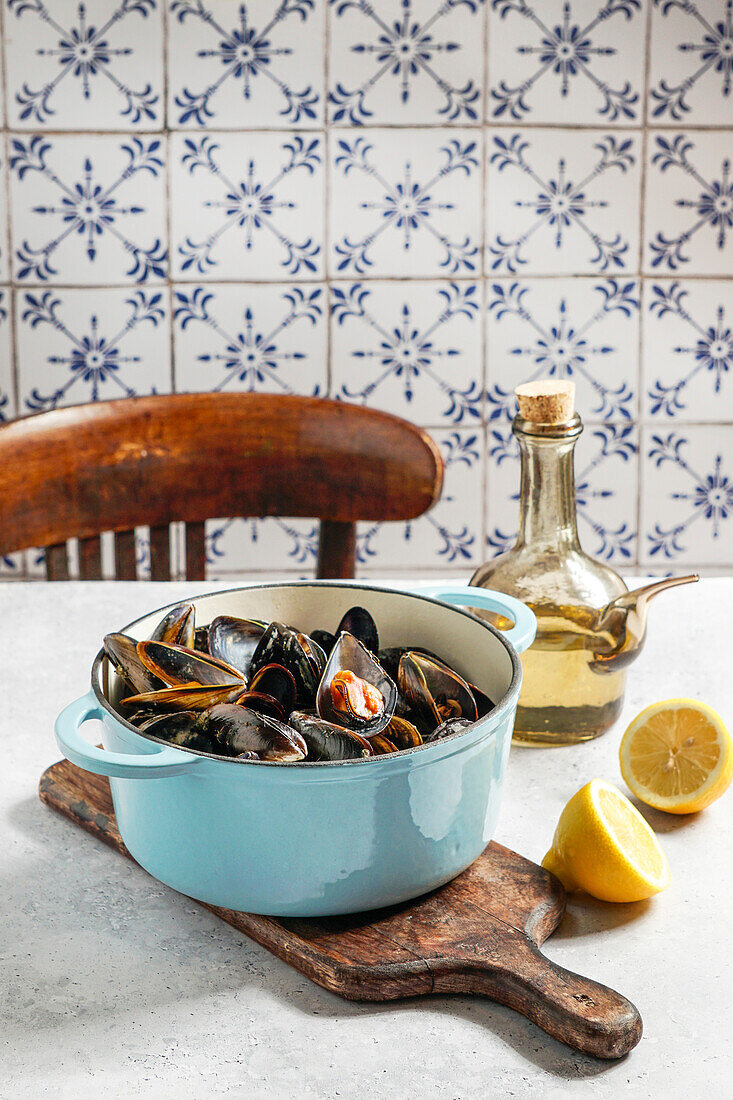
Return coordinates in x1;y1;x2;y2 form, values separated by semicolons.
39;758;643;1060
0;393;443;579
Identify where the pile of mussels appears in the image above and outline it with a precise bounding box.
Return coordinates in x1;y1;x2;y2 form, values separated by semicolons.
104;603;495;763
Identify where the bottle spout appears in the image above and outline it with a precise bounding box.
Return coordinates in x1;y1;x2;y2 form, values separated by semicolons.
590;574;699;674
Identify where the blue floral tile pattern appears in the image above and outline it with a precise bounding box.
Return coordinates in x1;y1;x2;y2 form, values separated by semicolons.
357;429;483;569
488;421;638;561
486;129;640;275
170;132;324;279
0;158;8;284
489;0;645;125
329;129;482;276
205;516;320;574
0;290;15;422
645;132;733;275
167;0;324;128
330;280;483;425
643;280;733;421
9;134;167;284
642;426;733;565
173;283;327;395
4;0;163;129
648;0;733;125
328;0;486;125
487;278;639;423
15;286;171;412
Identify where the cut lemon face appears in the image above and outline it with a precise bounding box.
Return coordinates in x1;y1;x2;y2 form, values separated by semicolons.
542;779;670;903
620;699;733;815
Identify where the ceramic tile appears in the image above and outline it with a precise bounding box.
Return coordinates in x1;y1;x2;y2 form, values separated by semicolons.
15;285;171;413
486;128;641;275
0;147;8;284
205;516;320;575
643;279;733;421
328;0;486;126
648;0;733;125
4;0;163;129
644;131;733;276
488;0;646;125
170;131;325;280
641;424;733;565
0;288;13;420
8;133;167;285
329;129;483;277
487;277;640;425
356;428;484;570
167;0;325;129
487;420;639;562
330;280;483;425
172;282;327;396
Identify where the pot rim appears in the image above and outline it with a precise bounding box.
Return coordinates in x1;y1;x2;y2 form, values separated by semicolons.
91;580;523;769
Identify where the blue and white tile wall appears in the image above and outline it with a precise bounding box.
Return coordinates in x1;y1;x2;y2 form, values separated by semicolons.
0;0;731;580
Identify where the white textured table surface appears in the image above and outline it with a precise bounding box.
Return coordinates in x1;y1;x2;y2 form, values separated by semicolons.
2;579;731;1099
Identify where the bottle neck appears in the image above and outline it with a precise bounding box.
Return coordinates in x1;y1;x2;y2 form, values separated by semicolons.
514;419;581;552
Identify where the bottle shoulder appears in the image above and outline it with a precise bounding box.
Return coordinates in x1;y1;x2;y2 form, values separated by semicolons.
470;547;627;611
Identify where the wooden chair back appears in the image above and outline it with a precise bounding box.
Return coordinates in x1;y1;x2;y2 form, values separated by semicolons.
0;394;443;580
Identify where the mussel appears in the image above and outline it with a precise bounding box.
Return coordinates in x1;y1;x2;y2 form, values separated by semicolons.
138;710;217;754
335;607;379;654
316;632;397;736
249;622;325;705
203;705;305;762
207;615;267;676
289;711;374;761
150;603;195;648
104;632;161;695
383;715;423;750
136;640;244;688
423;717;473;744
398;652;478;732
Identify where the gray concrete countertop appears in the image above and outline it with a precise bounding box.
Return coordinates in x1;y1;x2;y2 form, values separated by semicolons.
2;579;731;1098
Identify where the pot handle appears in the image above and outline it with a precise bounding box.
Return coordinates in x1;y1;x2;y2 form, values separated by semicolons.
55;691;201;779
415;586;536;654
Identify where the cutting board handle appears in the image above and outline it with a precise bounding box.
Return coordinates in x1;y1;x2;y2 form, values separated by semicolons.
434;933;642;1060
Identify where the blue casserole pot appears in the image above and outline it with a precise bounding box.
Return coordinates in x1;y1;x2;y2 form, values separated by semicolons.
55;582;535;917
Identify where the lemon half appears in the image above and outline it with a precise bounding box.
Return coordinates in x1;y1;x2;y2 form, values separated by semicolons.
620;699;733;815
542;779;671;903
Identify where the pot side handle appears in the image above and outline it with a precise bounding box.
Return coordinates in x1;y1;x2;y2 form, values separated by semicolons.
55;691;201;779
415;586;536;654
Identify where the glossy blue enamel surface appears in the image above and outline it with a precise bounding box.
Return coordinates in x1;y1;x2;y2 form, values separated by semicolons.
55;583;535;917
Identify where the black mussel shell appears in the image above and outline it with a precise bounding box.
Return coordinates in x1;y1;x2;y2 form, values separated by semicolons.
104;633;162;695
289;711;374;761
150;603;195;648
204;705;305;762
137;710;217;754
336;607;379;654
309;629;336;657
377;645;445;681
398;653;477;732
193;625;210;654
369;734;398;755
383;715;423;749
121;684;243;711
137;640;243;688
297;632;327;678
469;684;495;719
234;690;288;724
207;615;267;677
423;717;473;744
316;632;397;736
248;663;297;714
250;622;320;706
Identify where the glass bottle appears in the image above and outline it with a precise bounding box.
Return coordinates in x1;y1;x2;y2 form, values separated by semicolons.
470;386;628;745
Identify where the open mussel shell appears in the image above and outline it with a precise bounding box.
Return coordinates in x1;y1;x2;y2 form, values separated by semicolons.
233;690;288;723
383;715;423;750
377;645;445;681
203;705;305;762
316;632;397;736
249;622;323;706
309;629;336;657
136;640;243;688
121;683;243;712
423;717;473;744
289;711;374;761
104;632;162;694
150;603;196;648
335;607;379;654
248;664;297;714
398;652;478;732
207;615;267;677
369;734;398;755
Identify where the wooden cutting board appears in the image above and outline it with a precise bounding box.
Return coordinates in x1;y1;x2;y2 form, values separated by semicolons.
39;759;642;1060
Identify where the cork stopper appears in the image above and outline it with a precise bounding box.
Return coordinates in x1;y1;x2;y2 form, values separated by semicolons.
515;379;575;424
